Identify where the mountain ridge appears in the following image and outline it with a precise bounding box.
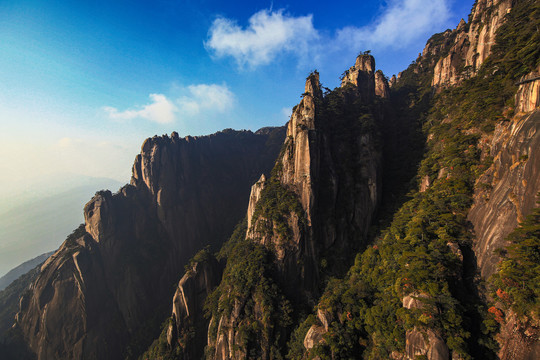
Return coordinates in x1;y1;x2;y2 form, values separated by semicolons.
3;0;539;359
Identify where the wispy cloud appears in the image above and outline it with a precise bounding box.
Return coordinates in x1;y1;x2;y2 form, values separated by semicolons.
104;94;177;124
205;9;318;69
104;84;235;123
178;84;235;116
205;0;451;69
336;0;451;49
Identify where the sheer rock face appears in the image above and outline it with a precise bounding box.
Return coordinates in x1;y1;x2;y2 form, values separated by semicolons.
15;128;285;360
497;310;540;360
250;66;382;298
167;256;222;360
219;61;382;359
464;0;514;70
375;70;390;98
17;230;127;360
468;109;540;356
431;0;514;87
469;110;540;279
515;66;540;113
246;174;266;237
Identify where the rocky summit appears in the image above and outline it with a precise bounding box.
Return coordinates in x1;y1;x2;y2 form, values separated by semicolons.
1;0;539;359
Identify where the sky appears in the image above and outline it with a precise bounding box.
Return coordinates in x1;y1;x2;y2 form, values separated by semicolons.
0;0;475;196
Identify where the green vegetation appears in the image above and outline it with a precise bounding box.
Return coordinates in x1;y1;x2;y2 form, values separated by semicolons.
288;1;539;358
249;159;306;246
491;202;540;320
184;246;212;275
146;2;539;358
204;240;293;359
139;318;178;360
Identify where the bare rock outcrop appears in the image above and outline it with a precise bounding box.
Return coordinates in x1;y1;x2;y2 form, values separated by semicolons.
431;0;514;87
497;310;540;360
341;54;376;101
405;329;449;360
469;110;540;278
515;66;540;113
375;70;390;98
167;254;222;360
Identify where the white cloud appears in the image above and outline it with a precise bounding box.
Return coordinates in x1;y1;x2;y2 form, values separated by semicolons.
178;84;235;116
205;1;452;69
336;0;451;49
104;94;177;124
104;84;235;123
205;9;319;69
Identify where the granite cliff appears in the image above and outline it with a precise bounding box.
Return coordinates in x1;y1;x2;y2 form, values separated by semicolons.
200;60;386;359
12;128;285;359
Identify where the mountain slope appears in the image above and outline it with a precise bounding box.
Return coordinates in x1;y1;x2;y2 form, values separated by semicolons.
7;0;539;359
12;127;285;360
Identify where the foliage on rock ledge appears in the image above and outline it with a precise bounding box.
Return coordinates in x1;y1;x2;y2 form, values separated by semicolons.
288;1;539;358
491;202;540;322
204;239;293;359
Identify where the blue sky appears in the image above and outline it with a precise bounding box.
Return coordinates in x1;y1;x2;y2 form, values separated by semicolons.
0;0;474;192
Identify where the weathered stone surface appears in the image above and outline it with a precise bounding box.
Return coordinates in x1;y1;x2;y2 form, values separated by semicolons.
375;70;390;98
431;0;514;87
246;174;266;238
341;54;376;101
420;175;431;192
469;110;540;278
168;255;222;360
405;328;449;360
497;310;540;360
304;325;325;350
515;66;540;114
402;292;429;310
15;128;285;360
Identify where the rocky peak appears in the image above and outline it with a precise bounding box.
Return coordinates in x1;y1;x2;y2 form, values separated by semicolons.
355;54;375;73
389;74;397;88
341;54;376;91
432;0;514;87
305;71;323;99
457;18;467;31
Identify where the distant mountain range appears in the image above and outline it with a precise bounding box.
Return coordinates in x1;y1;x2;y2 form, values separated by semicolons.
0;176;122;277
0;252;54;291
